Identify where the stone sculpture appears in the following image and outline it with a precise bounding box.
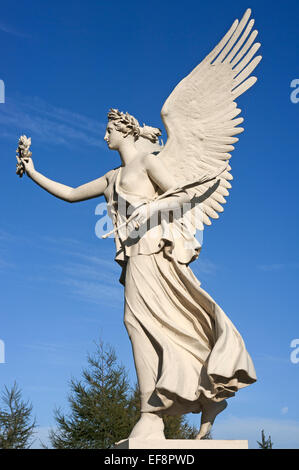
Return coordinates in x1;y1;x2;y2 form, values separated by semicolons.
17;8;261;440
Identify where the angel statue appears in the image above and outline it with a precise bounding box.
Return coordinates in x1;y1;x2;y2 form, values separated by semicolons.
17;8;261;441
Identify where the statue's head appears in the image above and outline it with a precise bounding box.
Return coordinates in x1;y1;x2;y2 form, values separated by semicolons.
104;108;161;150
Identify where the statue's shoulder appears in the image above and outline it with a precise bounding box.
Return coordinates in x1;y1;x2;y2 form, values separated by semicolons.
102;166;121;201
105;166;121;182
101;166;121;194
139;151;161;166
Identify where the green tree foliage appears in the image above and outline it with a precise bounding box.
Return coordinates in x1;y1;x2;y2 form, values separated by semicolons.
257;429;273;449
164;415;199;439
0;382;36;449
50;340;199;448
49;341;136;448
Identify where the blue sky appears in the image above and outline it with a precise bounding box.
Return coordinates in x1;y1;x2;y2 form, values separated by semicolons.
0;0;299;449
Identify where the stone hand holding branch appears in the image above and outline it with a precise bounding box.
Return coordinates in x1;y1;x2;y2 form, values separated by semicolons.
16;135;33;178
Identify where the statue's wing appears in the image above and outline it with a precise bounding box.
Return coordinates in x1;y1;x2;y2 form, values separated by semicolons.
158;8;261;228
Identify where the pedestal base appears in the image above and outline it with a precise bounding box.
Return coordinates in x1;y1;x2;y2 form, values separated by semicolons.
115;439;248;449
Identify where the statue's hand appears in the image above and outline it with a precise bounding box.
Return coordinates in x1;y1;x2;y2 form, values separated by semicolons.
127;203;155;231
16;135;34;178
16;156;35;177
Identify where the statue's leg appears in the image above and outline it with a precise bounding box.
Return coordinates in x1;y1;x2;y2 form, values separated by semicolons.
124;256;166;440
196;396;227;439
128;412;165;440
124;321;166;439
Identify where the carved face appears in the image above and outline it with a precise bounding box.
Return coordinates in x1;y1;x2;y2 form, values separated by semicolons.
104;122;124;150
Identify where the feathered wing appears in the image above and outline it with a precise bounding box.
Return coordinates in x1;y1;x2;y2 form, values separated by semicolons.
158;8;261;229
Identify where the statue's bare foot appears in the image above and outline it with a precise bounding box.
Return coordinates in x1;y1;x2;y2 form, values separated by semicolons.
128;412;165;440
196;398;227;440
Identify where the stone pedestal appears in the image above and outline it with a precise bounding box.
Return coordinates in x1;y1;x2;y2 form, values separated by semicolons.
115;439;248;449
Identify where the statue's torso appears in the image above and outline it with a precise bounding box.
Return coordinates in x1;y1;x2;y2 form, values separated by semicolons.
117;152;160;200
103;166;201;274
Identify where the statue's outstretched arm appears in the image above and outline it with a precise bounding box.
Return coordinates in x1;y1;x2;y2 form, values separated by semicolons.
22;158;109;203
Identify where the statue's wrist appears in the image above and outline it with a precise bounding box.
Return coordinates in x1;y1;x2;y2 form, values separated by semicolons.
27;167;36;179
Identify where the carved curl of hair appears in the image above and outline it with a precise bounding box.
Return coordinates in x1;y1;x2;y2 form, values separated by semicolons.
108;109;161;143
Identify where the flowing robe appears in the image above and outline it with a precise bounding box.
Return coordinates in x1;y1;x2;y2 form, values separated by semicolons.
104;167;257;415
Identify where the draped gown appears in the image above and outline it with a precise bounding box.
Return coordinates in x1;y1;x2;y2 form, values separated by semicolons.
104;167;257;416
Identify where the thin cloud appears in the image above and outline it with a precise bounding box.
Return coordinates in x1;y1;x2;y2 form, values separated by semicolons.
24;341;71;354
0;229;19;243
23;341;89;367
254;353;290;365
0;258;15;269
258;263;299;272
0;21;28;38
56;261;117;283
62;252;119;273
25;234;122;306
0;94;105;149
193;257;220;276
2;230;121;305
40;235;119;273
54;253;121;306
258;264;286;272
41;236;83;247
59;277;121;306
